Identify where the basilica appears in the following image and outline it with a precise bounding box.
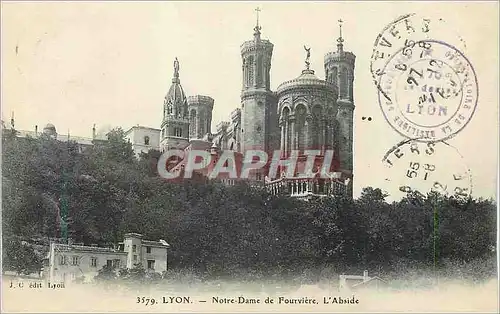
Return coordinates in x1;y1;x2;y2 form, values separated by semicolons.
136;17;357;198
8;17;356;199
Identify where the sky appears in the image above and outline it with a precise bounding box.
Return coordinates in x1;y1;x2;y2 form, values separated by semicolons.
1;1;498;200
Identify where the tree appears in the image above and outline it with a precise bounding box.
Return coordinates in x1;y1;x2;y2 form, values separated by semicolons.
92;127;134;164
94;264;117;281
128;263;146;281
2;238;42;276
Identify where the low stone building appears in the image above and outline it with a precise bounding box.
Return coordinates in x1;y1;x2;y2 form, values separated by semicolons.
339;270;387;291
46;233;169;284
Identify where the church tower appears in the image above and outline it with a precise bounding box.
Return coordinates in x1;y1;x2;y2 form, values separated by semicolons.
324;20;355;194
160;58;190;152
240;8;278;158
187;95;214;140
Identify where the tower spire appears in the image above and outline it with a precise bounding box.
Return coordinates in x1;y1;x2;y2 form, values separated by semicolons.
253;7;262;39
337;19;344;52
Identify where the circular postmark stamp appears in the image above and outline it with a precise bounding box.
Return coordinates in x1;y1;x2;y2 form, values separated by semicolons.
377;40;478;142
370;13;467;87
381;139;472;201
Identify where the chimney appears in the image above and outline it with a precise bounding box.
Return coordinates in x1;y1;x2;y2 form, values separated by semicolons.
35;125;38;136
92;124;96;140
363;270;369;282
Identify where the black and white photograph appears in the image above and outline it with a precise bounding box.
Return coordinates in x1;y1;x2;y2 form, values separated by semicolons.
1;1;498;312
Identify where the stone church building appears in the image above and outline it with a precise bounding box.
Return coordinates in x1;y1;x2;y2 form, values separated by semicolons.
126;18;356;198
7;17;356;199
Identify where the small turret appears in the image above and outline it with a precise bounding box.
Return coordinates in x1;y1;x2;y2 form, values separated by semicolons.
187;95;214;140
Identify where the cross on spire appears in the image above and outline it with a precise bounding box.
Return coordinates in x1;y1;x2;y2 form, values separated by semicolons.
253;7;262;37
255;7;261;27
337;19;345;52
338;19;344;43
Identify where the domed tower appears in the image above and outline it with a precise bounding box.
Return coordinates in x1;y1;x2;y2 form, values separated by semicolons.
160;58;190;152
276;49;337;160
273;49;348;198
240;8;279;157
43;123;58;139
187;95;214;140
324;20;355;195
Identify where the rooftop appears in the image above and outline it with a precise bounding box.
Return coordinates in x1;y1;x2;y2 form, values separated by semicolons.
277;69;336;96
52;243;127;254
124;125;161;135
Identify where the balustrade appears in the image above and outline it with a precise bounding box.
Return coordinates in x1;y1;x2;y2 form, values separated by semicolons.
264;176;348;198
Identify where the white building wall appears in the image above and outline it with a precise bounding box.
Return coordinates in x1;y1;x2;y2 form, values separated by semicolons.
124;127;161;156
140;244;168;273
48;244;127;284
47;235;169;285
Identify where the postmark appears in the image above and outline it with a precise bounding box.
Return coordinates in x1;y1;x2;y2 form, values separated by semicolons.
377;40;478;142
370;13;467;88
381;139;472;201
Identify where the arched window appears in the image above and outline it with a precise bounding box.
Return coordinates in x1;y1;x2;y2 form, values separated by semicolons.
340;67;348;99
247;56;254;87
295;104;307;151
312;106;323;149
331;67;338;86
256;55;263;86
265;60;270;89
198;111;205;135
326;108;336;150
281;107;290;154
243;57;248;88
190;109;197;137
144;136;150;145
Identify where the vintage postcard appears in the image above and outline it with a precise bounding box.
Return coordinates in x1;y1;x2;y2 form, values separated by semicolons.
1;1;498;313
